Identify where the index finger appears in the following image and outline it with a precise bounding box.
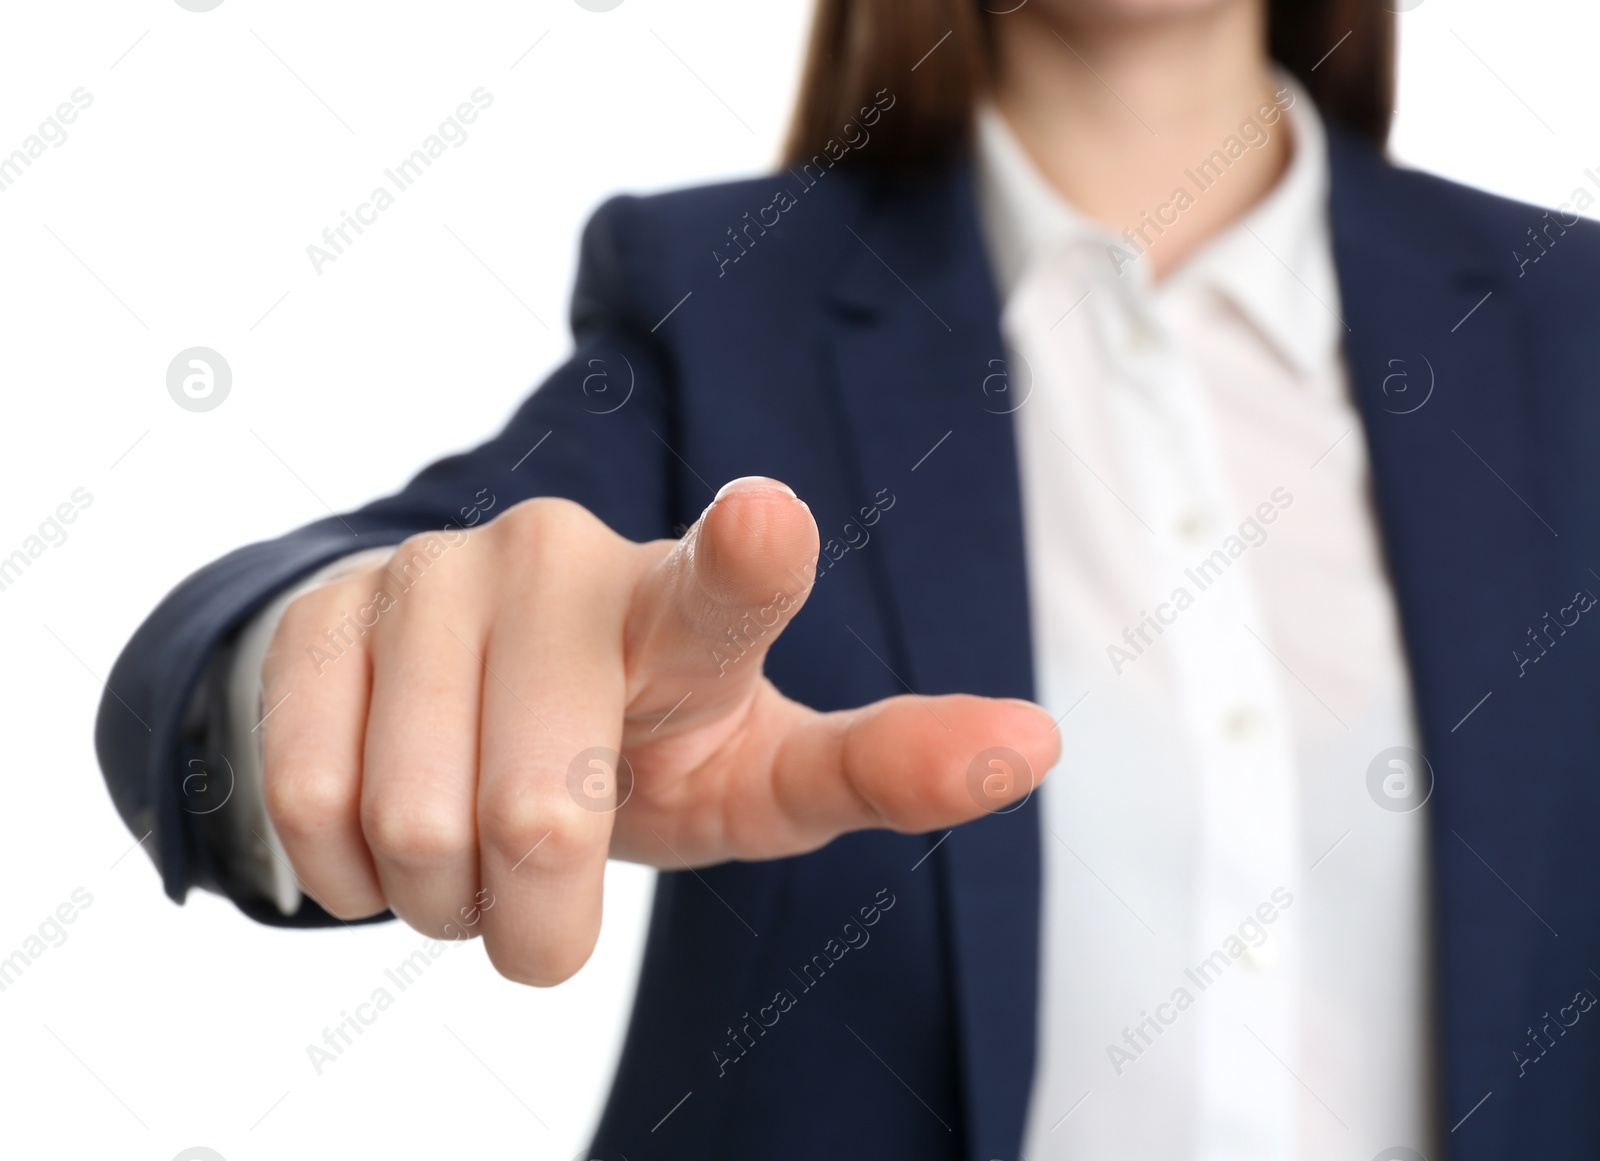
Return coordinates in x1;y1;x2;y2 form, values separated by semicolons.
621;476;819;742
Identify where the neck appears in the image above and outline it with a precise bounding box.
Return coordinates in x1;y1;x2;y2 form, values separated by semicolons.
991;0;1291;280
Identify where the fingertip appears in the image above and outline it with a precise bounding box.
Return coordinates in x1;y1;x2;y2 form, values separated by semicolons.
714;475;795;500
995;697;1061;767
834;693;1059;830
696;480;818;607
955;697;1060;808
998;696;1056;728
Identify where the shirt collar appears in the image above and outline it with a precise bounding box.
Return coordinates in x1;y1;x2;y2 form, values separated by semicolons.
974;100;1111;304
974;74;1340;379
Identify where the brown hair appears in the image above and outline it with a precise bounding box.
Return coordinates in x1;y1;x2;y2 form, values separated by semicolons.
782;0;1395;170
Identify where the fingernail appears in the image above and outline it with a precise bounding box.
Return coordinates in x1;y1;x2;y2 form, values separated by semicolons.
1001;697;1053;720
715;476;796;500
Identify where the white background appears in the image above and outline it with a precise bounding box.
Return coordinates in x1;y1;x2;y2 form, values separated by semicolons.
0;1;1594;1158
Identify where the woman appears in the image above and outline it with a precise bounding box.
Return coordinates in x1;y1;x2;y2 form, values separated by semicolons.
97;1;1600;1158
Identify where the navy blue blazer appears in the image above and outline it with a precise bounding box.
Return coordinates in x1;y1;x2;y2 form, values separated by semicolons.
97;121;1600;1159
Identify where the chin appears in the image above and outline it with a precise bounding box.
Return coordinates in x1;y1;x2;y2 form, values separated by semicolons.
1020;0;1240;24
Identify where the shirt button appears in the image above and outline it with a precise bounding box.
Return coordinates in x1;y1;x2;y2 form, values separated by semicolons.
1222;706;1261;741
1127;318;1160;352
1173;507;1213;544
1241;936;1280;972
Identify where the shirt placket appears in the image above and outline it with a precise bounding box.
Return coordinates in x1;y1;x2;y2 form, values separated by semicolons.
1102;278;1304;1161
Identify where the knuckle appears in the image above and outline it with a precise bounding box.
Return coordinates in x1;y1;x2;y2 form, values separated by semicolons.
275;588;326;644
362;793;474;868
269;577;372;684
270;588;334;654
486;498;640;618
263;764;358;841
478;785;599;870
384;531;466;597
494;497;604;563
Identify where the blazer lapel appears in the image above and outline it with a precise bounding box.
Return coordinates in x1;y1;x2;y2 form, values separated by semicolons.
820;160;1042;1161
1328;124;1563;1159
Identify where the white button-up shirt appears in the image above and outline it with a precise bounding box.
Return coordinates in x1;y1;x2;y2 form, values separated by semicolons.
979;83;1435;1160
